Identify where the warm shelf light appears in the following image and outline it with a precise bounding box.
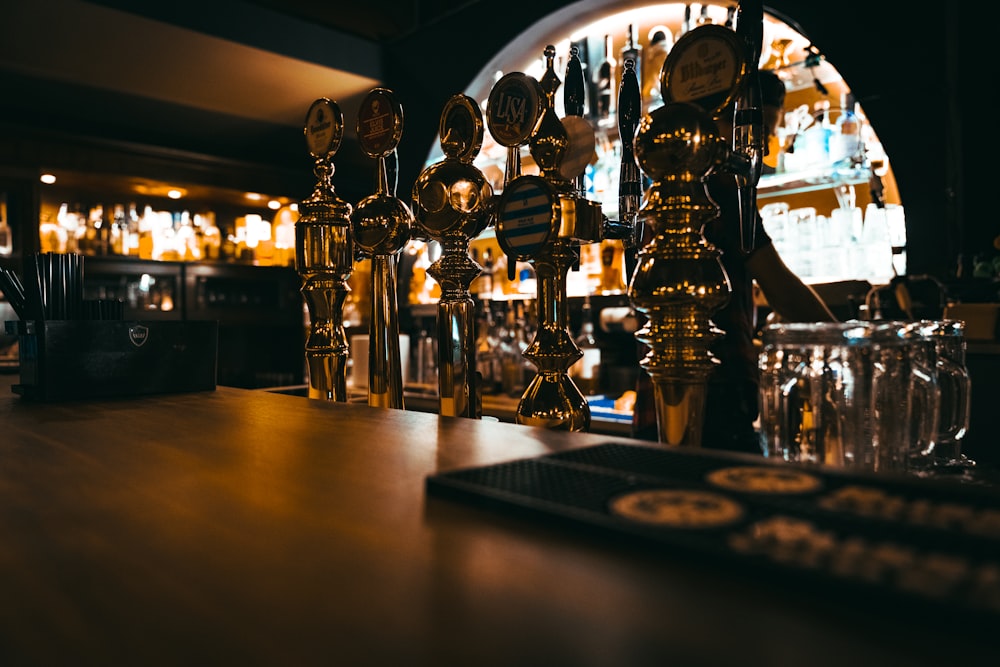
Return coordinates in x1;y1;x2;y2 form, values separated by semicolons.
40;173;57;184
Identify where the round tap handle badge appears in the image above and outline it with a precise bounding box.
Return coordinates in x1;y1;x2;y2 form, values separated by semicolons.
357;88;403;159
660;24;746;118
486;72;544;149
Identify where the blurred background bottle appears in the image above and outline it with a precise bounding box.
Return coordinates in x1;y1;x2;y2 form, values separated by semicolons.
620;23;641;96
593;34;616;124
0;196;12;256
570;294;602;395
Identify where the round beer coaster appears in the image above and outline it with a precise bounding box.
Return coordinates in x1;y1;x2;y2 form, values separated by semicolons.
608;489;745;529
706;466;823;494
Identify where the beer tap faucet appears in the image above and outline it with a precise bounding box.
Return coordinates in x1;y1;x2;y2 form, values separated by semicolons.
629;24;752;446
732;0;765;253
493;45;607;432
296;98;355;401
351;88;413;409
411;95;494;418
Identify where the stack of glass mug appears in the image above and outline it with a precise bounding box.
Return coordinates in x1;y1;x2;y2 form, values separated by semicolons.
759;320;972;475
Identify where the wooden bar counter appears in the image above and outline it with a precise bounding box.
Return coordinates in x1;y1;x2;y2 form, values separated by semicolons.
0;384;995;666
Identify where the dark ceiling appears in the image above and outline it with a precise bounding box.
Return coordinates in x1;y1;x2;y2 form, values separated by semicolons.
239;0;485;43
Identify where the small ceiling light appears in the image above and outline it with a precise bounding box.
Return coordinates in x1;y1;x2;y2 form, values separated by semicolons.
246;192;263;201
267;199;282;210
167;189;183;200
40;173;57;184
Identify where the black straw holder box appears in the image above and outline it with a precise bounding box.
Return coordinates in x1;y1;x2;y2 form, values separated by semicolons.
4;320;218;401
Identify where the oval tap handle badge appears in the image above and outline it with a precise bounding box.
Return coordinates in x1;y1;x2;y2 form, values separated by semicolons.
304;98;344;160
357;88;404;159
495;175;556;261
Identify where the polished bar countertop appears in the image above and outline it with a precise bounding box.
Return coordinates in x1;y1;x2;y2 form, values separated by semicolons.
0;385;995;666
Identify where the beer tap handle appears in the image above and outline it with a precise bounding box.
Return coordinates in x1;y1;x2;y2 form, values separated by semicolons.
352;87;412;410
732;0;765;253
561;45;593;199
617;57;643;277
386;149;399;197
563;45;585;117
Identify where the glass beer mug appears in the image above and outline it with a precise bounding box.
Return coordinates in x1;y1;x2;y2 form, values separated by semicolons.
759;321;939;474
909;319;973;473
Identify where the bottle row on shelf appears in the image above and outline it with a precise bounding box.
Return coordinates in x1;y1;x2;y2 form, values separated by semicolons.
37;201;298;267
404;236;630;308
396;290;640;404
472;295;619;400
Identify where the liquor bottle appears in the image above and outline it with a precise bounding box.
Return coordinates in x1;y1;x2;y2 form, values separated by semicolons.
569;295;602;396
598;241;626;294
90;204;108;256
123;202;140;257
697;3;712;26
499;302;527;396
137;205;155;260
795;100;832;168
830;92;862;167
0;197;11;256
110;203;127;255
475;301;502;395
677;4;693;40
474;246;495;300
643;26;671;112
620;23;642;97
592;34;616;123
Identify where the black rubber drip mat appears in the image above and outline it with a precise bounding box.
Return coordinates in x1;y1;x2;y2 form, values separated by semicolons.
426;442;1000;621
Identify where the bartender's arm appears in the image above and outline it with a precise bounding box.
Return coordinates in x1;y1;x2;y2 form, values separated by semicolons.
747;243;838;322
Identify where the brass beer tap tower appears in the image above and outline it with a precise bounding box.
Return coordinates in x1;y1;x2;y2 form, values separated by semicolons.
627;23;757;446
351;88;413;409
295;98;355;401
493;46;607;431
411;95;494;418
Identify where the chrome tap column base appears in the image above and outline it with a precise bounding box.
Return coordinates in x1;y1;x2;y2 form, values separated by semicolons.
427;241;483;418
627;24;754;447
296;98;354;402
517;239;589;432
630;103;733;447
